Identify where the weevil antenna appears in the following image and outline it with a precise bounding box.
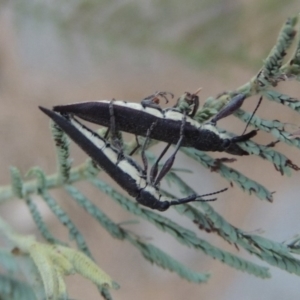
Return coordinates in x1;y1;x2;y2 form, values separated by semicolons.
196;187;228;198
242;96;263;135
141;121;158;176
169;186;228;206
153;112;186;186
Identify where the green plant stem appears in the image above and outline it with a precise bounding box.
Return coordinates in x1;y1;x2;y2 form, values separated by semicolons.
0;162;100;204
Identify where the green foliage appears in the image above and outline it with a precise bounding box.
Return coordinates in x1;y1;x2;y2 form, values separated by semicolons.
13;0;299;69
0;274;37;300
180;148;274;201
1;14;300;300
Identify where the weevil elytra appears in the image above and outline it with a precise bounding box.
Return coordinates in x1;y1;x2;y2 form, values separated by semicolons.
53;92;256;156
40;107;227;211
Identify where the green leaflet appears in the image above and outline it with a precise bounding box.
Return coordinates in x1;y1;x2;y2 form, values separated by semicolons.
10;167;24;199
25;195;65;245
2;14;300;299
0;249;19;273
262;16;297;78
263;90;300;113
238;139;299;176
180;148;273;201
0;274;37;300
217;128;299;176
130;238;210;283
89;176;270;278
65;184;126;239
164;171;300;276
65;184;210;283
51;121;72;183
234;108;300;150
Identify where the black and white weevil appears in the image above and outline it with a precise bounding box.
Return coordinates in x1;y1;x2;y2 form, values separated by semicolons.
39;107;227;211
53;92;257;156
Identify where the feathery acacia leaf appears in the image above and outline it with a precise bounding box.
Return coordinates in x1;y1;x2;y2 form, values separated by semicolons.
51;122;72;183
0;274;37;300
180;148;273;201
89;177;270;278
2;13;300;298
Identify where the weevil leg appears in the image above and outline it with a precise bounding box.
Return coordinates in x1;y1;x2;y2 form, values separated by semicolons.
210;94;246;125
104;127;110;140
155;91;174;104
173;88;201;117
188;93;200;118
109;98;123;152
140;121;158;177
128;135;141;156
153;113;186;186
141;91;174;109
149;143;172;184
141;137;149;177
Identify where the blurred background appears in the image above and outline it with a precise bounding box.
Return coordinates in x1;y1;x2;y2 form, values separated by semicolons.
1;1;300;299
